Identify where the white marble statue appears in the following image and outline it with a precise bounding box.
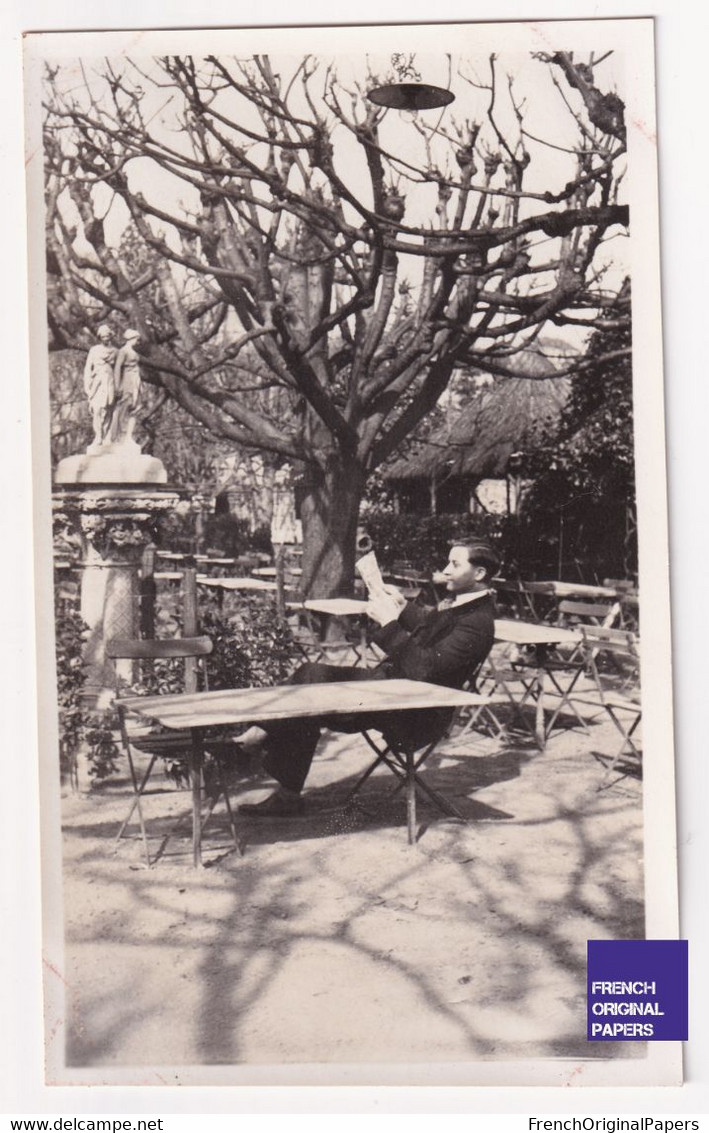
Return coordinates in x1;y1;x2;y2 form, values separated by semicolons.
83;325;116;449
57;326;166;485
110;328;142;446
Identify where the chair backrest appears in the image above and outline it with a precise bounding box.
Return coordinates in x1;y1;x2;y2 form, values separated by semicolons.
578;625;640;696
520;581;556;595
106;636;213;660
558;599;621;628
603;578;638;594
494;579;556;622
106;636;213;696
578;625;637;650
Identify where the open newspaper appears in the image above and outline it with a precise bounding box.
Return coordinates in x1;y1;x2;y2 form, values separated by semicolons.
355;550;388;599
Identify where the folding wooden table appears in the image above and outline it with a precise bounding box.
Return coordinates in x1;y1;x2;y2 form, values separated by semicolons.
117;679;489;863
197;575;277;591
547;581;620;601
302;597;370;665
490;620;584;747
196;575;277;608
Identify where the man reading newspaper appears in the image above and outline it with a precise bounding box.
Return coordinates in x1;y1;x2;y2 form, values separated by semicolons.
238;540;499;816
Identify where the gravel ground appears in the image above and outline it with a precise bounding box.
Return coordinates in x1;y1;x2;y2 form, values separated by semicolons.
51;709;645;1083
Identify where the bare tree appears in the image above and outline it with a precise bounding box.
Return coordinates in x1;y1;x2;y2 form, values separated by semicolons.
43;51;629;596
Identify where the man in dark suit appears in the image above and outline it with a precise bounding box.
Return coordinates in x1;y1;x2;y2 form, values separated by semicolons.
239;540;499;816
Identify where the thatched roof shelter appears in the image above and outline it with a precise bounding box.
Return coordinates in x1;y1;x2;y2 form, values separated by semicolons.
385;344;572;483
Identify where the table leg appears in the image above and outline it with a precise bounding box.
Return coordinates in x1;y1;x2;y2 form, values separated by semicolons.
405;749;416;845
534;686;546;749
190;726;205;868
359;622;368;667
534;647;548;750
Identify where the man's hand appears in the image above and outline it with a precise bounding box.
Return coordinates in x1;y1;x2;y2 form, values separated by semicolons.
367;592;404;627
382;583;407;610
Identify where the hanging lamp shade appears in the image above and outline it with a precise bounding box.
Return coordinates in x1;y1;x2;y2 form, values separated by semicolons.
367;82;455;111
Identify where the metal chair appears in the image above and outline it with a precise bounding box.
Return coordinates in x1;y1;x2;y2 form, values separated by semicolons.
532;600;621;738
473;630;596;749
557;599;621;630
290;609;364;667
343;670;491;843
445;657;508;744
107;636;239;866
493;579;556;622
344;718;471;844
573;626;642;788
478;648;548;746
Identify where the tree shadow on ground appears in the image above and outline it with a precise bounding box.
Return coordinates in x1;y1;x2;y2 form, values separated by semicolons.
65;734;529;858
61;718;645;1070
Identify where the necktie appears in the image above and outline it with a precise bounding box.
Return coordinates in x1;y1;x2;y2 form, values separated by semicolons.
437;596;455;611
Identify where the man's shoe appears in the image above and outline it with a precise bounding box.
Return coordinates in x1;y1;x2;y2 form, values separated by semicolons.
239;788;305;817
234;725;268;752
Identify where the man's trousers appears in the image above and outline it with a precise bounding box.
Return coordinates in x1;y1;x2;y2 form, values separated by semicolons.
258;661;454;793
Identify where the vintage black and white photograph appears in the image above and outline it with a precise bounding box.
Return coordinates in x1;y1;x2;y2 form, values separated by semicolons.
23;19;679;1086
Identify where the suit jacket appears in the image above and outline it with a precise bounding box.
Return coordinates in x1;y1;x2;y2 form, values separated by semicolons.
366;593;496;752
371;592;496;690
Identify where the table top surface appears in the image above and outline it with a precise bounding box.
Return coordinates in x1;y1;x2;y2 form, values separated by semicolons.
548;581;619;600
494;578;619;600
118;678;488;729
494;619;582;645
197;576;277;591
304;598;368;616
252;566;303;577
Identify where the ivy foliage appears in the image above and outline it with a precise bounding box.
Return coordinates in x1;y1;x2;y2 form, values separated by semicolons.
530;303;633;498
55;607;121;784
518;283;636;579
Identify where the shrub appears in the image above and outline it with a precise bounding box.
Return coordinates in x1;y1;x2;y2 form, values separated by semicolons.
54;575;300;784
202;513;251;557
200;594;298;689
247;523;274;554
55;606;120;785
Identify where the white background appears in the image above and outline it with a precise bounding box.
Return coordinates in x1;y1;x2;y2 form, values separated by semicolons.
1;0;707;1121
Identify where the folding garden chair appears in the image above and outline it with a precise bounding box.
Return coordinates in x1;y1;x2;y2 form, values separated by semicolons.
475;628;592;750
107;635;240;866
574;626;642;788
344;718;472;844
444;657;506;743
342;669;491;843
478;648;547;746
291;619;364;667
532;600;622;738
557;599;621;630
518;581;558;623
493;579;556;622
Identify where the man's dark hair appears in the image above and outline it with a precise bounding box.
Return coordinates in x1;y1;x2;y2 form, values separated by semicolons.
451;539;501;580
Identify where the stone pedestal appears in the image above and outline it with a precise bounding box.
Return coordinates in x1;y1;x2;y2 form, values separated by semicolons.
55;439;168;486
53;483;180;705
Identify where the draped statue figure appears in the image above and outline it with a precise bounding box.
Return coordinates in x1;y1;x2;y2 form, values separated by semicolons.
109;328;142;447
83;325;116;449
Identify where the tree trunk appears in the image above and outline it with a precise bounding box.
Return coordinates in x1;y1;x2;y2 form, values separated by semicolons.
299;457;366;599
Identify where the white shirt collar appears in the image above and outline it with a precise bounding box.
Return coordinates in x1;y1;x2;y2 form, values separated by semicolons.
448;588;493;609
